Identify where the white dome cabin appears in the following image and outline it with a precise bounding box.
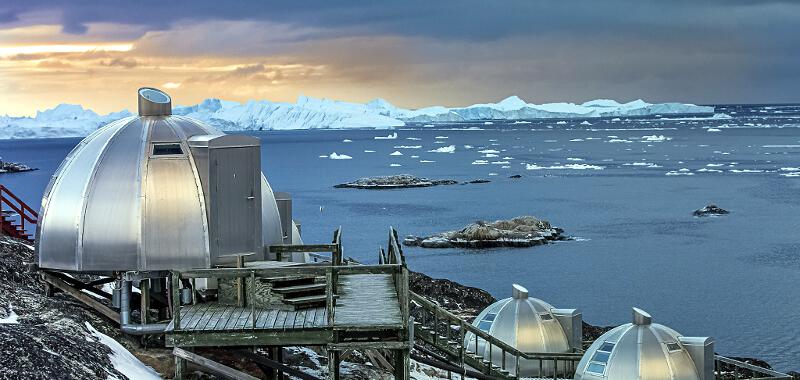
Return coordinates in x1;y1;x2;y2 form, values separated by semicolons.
35;87;302;274
465;284;583;377
574;308;714;380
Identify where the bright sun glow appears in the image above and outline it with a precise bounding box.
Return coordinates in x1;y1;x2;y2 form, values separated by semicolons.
0;43;134;57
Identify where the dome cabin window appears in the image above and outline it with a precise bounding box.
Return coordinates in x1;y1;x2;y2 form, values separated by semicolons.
152;143;183;156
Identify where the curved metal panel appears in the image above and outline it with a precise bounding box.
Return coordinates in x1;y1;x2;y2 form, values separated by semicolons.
575;312;703;380
80;119;144;270
37;119;130;270
142;157;208;270
260;173;285;248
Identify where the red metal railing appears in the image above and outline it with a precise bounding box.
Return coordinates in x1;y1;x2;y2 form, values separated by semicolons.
0;185;38;241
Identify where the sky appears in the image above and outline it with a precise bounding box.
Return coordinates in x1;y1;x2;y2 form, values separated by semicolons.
0;1;799;116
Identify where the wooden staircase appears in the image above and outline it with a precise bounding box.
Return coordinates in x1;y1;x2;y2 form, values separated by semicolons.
271;276;330;309
410;291;584;379
0;185;37;243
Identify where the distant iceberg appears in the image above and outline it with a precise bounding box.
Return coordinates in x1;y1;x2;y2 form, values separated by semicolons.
1;94;715;139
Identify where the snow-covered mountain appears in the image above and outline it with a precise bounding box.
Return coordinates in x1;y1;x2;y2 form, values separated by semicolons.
0;96;714;139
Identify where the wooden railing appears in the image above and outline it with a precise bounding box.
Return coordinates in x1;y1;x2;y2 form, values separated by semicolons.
714;355;793;380
0;184;38;239
411;291;583;379
269;226;342;265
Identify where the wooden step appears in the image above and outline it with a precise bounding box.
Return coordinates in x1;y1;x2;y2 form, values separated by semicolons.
282;294;335;306
272;283;326;294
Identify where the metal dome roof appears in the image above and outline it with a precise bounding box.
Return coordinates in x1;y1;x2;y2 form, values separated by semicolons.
574;308;713;380
465;284;580;377
35;88;290;273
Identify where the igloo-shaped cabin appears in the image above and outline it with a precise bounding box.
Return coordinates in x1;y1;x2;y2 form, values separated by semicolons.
465;284;582;377
35;88;301;274
574;308;714;380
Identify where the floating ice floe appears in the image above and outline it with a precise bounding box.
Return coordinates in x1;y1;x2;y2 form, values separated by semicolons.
607;138;633;143
375;132;398;139
513;120;532;124
363;150;376;153
423;124;434;128
697;168;723;173
580;121;592;125
342;139;353;143
763;145;800;148
463;145;474;149
472;160;489;165
489;172;498;176
420;160;435;163
707;128;721;132
665;169;694;176
393;145;421;149
729;169;765;173
406;137;422;140
569;138;584;142
556;121;567;125
706;163;725;167
411;155;419;158
484;121;494;125
502;156;514;160
780;167;800;171
478;149;500;154
0;303;18;324
491;161;510;165
641;135;672;142
611;117;622;121
567;157;585;161
85;322;161;380
329;152;353;160
501;165;511;168
622;162;662;168
544;139;558;143
482;153;499;158
390;151;403;156
525;163;604;170
390;163;402;167
428;145;456;153
435;136;448;139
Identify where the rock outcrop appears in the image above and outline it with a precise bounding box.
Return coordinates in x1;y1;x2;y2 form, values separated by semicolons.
0;159;36;173
693;204;730;217
404;216;567;249
334;174;458;189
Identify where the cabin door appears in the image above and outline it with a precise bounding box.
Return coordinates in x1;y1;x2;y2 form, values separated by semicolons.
210;145;261;259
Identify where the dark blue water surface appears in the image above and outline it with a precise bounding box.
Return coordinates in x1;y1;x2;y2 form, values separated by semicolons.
1;104;799;371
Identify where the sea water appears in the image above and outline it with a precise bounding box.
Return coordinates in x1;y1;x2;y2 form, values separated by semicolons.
1;104;799;370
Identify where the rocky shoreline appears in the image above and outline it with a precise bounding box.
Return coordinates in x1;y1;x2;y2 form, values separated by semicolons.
0;159;36;174
404;216;568;249
694;204;729;217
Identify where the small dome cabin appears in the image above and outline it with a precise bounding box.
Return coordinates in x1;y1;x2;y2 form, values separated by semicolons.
574;308;714;380
465;284;582;377
35;88;301;274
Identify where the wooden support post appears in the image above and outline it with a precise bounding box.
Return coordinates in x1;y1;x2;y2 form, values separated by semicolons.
236;256;245;307
175;355;186;380
171;272;181;331
250;271;256;328
328;349;340;380
393;349;410;380
276;347;284;380
140;279;150;326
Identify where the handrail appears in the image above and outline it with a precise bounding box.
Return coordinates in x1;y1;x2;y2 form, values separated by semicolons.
0;185;38;238
714;355;792;379
176;264;400;279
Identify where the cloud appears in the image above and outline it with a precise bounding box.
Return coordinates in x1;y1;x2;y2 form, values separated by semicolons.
162;82;181;89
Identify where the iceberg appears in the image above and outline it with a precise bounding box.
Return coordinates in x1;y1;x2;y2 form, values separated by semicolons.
1;94;715;139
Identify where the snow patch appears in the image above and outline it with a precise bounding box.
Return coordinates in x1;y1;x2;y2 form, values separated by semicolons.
85;323;161;380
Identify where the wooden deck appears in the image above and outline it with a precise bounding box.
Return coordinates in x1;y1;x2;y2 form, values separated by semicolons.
165;273;405;347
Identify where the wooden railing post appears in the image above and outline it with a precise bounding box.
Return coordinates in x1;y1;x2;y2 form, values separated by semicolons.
171;271;181;331
250;270;256;329
326;268;334;327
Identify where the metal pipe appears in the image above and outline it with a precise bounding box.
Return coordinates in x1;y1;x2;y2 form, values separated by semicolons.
119;279;168;335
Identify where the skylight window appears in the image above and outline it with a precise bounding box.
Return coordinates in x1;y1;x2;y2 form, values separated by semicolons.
586;342;615;375
477;312;497;331
540;313;553;321
666;342;682;352
152;143;183;156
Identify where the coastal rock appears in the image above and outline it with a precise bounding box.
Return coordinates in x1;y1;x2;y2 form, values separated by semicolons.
0;159;36;173
334;174;458;189
464;179;490;184
403;216;567;249
509;174;522;179
693;204;729;217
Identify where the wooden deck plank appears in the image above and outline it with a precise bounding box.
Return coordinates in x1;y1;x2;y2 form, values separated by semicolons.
282;310;297;330
262;309;279;329
187;303;212;330
334;274;402;327
199;305;226;331
274;310;288;330
212;306;234;331
303;308;317;329
224;308;248;330
314;307;326;327
293;309;307;329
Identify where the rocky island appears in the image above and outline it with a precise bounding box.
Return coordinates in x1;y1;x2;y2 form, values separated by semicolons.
403;216;568;248
693;204;730;217
0;159;36;174
334;174;458;189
